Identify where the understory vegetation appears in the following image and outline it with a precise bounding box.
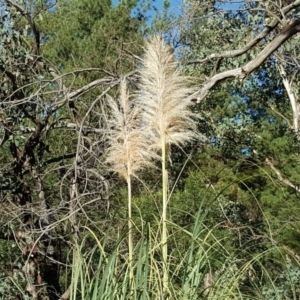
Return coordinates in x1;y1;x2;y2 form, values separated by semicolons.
1;0;300;299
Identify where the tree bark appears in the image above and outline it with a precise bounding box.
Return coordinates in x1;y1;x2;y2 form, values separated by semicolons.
190;19;300;103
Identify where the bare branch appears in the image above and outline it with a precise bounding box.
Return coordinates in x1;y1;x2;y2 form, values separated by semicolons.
268;103;293;129
43;153;76;167
265;157;300;192
187;0;300;64
191;19;300;103
50;70;137;113
19;122;105;134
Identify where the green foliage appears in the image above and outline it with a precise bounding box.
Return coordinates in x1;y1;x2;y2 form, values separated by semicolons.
1;0;300;298
41;0;143;75
0;240;27;299
67;202;300;299
259;257;300;300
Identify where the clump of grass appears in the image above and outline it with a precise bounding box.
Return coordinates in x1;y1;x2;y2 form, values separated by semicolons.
137;35;198;294
67;195;300;300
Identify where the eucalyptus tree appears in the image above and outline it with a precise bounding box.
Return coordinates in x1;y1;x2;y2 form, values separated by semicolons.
0;0;146;298
176;0;300;281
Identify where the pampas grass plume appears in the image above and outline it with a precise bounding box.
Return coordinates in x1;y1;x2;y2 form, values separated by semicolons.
106;78;153;290
106;79;152;180
137;35;198;296
138;36;197;151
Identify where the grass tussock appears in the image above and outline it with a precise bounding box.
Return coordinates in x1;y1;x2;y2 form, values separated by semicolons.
68;210;300;300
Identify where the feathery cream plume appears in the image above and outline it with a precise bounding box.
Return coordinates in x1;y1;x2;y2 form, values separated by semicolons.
138;36;197;151
106;78;153;290
106;79;152;180
138;35;198;295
